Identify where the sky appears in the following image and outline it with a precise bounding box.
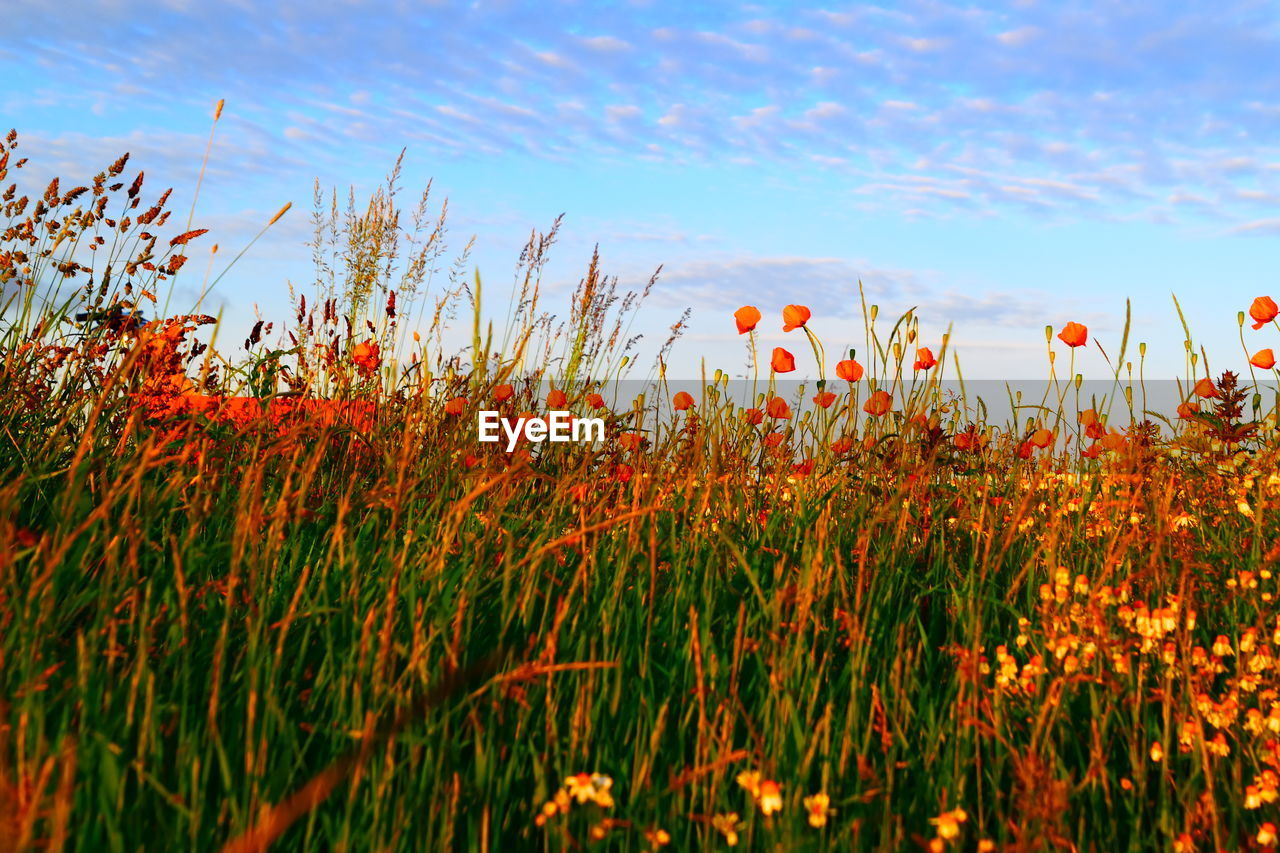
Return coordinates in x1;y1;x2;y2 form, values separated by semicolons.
5;0;1280;382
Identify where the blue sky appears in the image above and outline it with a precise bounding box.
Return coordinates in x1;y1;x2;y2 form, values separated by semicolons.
6;0;1280;380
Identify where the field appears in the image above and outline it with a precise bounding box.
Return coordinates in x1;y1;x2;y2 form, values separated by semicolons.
6;128;1280;852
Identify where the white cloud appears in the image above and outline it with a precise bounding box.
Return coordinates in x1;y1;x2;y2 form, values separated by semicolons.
1231;218;1280;235
996;26;1041;46
579;35;632;52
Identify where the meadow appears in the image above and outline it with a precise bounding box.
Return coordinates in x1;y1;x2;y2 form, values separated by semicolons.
5;124;1280;852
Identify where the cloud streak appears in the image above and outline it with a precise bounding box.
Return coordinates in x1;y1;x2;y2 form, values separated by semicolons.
5;0;1280;227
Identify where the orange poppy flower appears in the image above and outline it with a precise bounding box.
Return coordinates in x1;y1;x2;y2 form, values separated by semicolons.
1193;377;1219;398
831;436;854;455
766;396;792;419
744;407;764;425
782;304;811;332
1029;428;1053;448
771;347;796;373
587;392;606;409
953;429;987;452
913;347;937;370
444;396;466;415
864;389;893;416
1100;430;1128;452
735;305;762;334
1077;409;1107;440
351;340;380;372
493;383;515;402
792;459;815;476
673;391;695;411
836;359;864;381
547;389;567;408
763;431;785;448
1253;348;1277;369
618;432;644;451
1177;400;1200;419
1081;442;1102;459
614;463;634;483
1251;296;1279;330
1017;440;1033;459
813;390;837;408
1057;322;1088;348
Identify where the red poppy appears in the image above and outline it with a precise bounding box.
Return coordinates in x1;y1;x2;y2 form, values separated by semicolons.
1177;400;1200;419
813;391;837;408
782;304;811;332
792;459;815;476
587;392;606;409
1253;349;1277;369
913;347;937;370
547;389;567;408
1100;430;1127;451
614;463;634;483
831;436;854;455
864;389;893;416
771;347;796;373
953;429;987;452
463;453;480;468
735;305;762;334
1193;377;1219;398
744;407;764;425
836;359;864;382
1081;443;1102;459
493;383;515;402
766;396;792;419
1057;322;1088;348
1251;296;1279;330
618;432;644;451
351;340;380;372
1017;441;1034;459
673;391;695;411
763;432;785;448
1077;409;1107;440
444;396;466;415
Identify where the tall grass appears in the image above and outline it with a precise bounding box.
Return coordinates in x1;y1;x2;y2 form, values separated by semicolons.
3;123;1280;852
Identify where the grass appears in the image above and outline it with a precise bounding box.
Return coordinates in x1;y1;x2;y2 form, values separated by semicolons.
4;122;1280;852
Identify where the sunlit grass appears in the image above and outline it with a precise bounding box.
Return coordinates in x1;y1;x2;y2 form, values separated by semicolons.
5;120;1280;851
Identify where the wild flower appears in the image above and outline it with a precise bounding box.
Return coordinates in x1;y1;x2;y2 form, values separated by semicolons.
734;305;761;334
930;807;967;840
803;792;833;827
351;340;380;372
1057;322;1088;348
781;304;810;332
771;347;796;373
835;358;863;381
864;390;893;417
712;812;743;846
1251;296;1278;329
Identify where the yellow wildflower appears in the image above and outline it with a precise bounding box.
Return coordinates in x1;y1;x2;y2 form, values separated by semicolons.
712;812;742;846
803;792;833;828
931;807;968;840
757;779;783;816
